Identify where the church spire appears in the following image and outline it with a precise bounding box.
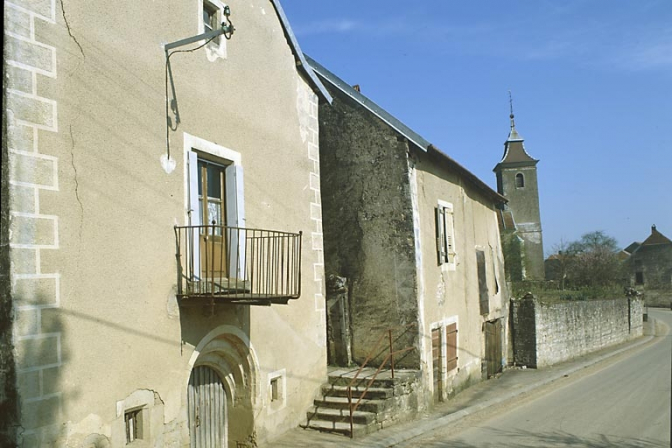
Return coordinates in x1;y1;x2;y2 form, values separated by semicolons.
507;90;523;142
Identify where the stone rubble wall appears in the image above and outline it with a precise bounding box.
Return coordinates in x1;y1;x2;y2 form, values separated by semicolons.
511;296;643;368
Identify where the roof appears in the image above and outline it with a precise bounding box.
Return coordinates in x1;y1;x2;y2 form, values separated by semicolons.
642;225;672;246
306;56;506;206
269;1;332;104
493;122;538;171
305;55;430;151
498;210;517;231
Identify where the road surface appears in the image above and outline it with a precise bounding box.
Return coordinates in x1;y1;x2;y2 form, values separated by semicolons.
398;309;672;448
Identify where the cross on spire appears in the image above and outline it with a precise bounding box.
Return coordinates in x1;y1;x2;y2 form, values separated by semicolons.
509;90;516;129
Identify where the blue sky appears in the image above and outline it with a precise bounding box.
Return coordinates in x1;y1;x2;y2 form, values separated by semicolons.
280;0;672;253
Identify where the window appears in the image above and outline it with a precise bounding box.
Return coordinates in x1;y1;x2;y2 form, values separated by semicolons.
185;134;244;280
635;271;644;285
203;1;218;33
125;408;143;443
436;201;456;268
268;369;286;412
199;0;227;60
515;173;525;188
270;377;280;402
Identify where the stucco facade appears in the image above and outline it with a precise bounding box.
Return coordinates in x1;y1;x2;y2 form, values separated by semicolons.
4;1;329;446
310;57;509;408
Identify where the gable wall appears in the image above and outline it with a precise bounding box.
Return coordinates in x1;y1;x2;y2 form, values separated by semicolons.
413;149;509;399
5;1;325;445
318;87;420;368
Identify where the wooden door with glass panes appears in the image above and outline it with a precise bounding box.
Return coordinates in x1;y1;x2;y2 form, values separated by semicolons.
199;159;228;280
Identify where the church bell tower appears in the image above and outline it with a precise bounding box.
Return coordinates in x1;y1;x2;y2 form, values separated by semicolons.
493;94;544;280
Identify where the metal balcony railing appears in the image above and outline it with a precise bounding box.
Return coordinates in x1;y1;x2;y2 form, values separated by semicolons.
174;225;302;305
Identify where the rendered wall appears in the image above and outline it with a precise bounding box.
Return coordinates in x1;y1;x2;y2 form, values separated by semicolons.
5;1;326;446
511;297;644;368
413;148;509;401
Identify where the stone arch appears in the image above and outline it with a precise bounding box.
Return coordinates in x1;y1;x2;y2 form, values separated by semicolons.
186;326;260;446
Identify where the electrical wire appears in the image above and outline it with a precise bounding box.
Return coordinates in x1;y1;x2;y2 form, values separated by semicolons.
164;34;219;161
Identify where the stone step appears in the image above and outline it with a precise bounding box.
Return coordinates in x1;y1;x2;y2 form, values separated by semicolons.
321;384;394;400
313;396;389;414
300;419;376;438
306;406;376;425
327;368;420;388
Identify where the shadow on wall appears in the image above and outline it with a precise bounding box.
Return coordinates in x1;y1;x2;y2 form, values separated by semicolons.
180;304;257;447
11;295;70;447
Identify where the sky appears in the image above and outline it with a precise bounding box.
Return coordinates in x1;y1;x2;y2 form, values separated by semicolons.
280;0;672;254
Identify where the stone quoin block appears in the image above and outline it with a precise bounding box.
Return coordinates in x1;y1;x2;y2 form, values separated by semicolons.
6;64;34;94
21;395;62;430
13;275;58;306
16;334;60;370
5;34;56;75
18;369;41;400
9;184;38;215
9;0;55;21
15;308;40;336
10;151;57;189
10;214;57;247
6;91;56;130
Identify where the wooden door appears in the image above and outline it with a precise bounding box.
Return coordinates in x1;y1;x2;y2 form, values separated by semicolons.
432;327;441;403
198;160;228;281
188;365;227;448
484;319;502;378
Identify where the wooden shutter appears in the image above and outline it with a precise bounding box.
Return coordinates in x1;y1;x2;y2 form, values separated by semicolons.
477;250;489;315
436;207;446;265
446;323;458;372
225;164;245;279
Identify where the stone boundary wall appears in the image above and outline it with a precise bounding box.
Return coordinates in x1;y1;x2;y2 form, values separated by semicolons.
511;296;644;368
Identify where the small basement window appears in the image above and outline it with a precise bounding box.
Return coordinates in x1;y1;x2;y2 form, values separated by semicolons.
125;408;144;443
270;377;280;402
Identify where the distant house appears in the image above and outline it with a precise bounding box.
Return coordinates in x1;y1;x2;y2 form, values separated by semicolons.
624;225;672;292
308;56;509;414
4;1;331;446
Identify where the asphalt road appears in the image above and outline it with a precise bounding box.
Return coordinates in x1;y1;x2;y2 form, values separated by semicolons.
398;309;672;448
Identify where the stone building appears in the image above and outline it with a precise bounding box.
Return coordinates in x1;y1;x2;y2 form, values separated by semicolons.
308;57;509;411
493;109;545;281
3;1;331;446
624;225;672;293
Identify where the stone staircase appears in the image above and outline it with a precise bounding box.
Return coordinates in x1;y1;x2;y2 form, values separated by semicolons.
303;367;422;438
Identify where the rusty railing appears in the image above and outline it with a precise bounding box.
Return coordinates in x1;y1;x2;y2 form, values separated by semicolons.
174;224;302;304
346;322;417;438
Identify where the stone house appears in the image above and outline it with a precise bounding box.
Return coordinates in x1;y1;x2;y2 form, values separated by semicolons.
308;57;509;409
624;225;672;300
3;1;332;446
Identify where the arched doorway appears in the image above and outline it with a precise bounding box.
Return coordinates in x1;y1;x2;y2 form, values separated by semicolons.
188;365;227;448
186;327;259;447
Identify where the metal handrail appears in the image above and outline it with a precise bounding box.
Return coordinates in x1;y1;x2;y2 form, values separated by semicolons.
346;322;417;438
174;225;302;303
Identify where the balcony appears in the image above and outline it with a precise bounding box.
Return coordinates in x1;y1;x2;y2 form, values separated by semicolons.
174;225;302;305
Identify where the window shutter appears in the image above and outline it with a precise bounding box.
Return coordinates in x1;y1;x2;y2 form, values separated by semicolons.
188;151;201;278
436;207;446;265
225;164;245;279
445;211;455;260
